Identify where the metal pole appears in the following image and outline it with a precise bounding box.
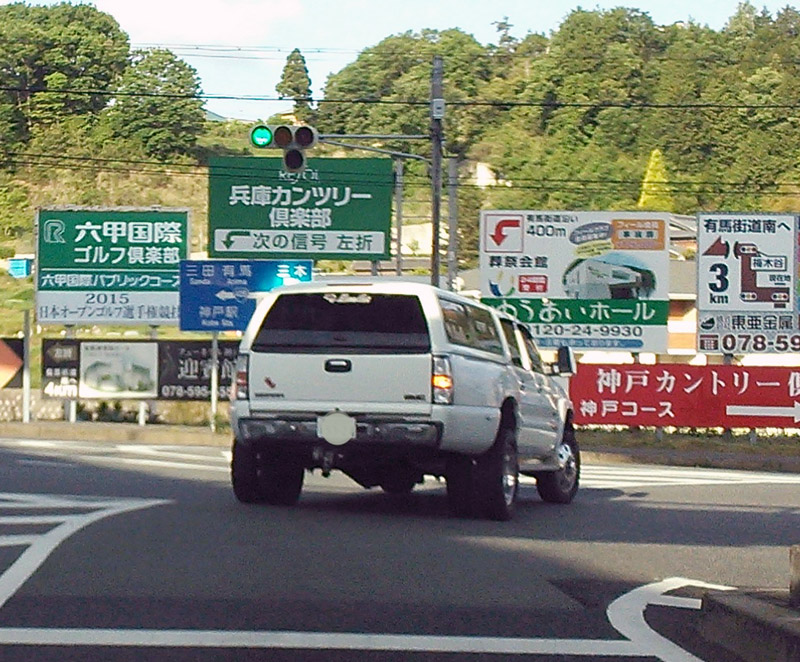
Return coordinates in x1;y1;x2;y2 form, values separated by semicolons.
210;331;219;433
447;157;459;291
430;55;444;287
722;353;734;442
140;325;158;426
22;309;30;423
395;158;404;276
65;325;76;423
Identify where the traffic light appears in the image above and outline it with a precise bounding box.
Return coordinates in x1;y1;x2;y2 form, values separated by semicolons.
249;124;318;173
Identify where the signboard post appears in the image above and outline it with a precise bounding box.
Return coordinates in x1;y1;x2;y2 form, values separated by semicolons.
207;157;393;260
35;207;189;326
479;211;671;352
696;212;799;354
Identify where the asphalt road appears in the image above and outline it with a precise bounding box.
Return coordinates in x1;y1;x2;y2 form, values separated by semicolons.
0;438;798;661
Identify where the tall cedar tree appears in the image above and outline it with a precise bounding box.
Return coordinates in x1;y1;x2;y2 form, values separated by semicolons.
277;49;313;123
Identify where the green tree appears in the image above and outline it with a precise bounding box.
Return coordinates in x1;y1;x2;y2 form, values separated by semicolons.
637;148;673;211
0;2;129;140
0;175;30;245
276;48;313;123
103;49;205;159
318;29;491;159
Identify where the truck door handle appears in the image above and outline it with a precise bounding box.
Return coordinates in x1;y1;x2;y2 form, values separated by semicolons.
325;359;352;373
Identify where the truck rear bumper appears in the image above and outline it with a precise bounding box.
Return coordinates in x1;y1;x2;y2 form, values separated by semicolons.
237;415;441;448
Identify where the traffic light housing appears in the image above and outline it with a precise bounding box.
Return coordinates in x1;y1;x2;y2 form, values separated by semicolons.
249;124;318;173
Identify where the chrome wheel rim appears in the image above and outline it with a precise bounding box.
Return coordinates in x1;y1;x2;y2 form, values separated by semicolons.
502;447;518;506
555;441;577;491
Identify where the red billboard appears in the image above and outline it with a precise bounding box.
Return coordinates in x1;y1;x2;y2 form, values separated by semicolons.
570;364;800;428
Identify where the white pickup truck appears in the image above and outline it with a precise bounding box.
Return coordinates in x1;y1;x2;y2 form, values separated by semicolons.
229;279;579;520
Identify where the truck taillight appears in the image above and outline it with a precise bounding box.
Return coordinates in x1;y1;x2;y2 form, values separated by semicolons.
432;356;453;404
232;354;248;400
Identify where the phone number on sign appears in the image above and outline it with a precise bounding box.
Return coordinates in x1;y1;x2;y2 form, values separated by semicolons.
708;333;800;353
160;385;231;399
531;324;643;337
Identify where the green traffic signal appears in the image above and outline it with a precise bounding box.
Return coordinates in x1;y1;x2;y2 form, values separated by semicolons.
250;124;274;148
249;123;318;172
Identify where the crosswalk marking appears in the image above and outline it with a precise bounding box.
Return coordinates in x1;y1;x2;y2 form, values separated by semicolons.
575;464;800;489
2;437;800;491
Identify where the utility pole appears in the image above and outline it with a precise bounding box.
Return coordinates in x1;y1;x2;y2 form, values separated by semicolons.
430;55;444;287
394;158;405;276
447;157;459;291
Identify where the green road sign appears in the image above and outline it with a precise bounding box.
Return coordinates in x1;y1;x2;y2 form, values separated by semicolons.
35;207;189;326
208;156;393;260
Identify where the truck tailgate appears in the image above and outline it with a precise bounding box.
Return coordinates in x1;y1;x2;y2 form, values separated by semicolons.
249;352;433;408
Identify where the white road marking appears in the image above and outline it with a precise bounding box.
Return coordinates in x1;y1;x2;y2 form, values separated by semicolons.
0;628;645;654
6;437;800;490
84;456;228;473
607;577;734;662
0;492;169;611
0;577;731;660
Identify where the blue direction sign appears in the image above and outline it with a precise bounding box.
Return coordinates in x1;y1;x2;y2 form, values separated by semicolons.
179;259;312;331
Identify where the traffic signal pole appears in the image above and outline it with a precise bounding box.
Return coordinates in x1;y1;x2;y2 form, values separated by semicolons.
430;55;444;287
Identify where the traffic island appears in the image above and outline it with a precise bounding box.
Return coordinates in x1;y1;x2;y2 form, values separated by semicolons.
699;589;800;662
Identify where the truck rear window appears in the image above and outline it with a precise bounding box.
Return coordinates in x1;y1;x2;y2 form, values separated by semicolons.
252;293;431;353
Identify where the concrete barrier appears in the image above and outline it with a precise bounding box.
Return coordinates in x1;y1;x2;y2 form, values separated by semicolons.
700;590;800;662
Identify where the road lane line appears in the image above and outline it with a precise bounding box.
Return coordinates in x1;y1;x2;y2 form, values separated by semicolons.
0;627;649;655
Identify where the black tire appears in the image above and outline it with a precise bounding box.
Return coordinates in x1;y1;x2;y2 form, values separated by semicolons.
536;423;580;504
231;442;304;506
474;426;519;521
231;441;266;503
260;455;305;506
445;454;476;517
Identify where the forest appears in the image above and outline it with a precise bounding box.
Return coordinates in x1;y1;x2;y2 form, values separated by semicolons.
1;1;799;266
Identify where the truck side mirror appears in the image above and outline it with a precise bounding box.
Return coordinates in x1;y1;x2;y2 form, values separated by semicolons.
556;346;576;376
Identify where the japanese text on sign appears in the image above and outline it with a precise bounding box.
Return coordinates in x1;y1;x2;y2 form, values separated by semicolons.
571;364;800;427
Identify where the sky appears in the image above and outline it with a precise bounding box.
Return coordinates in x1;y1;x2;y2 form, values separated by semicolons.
7;0;798;121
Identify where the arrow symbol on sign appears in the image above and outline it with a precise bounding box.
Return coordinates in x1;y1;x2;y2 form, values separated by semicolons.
222;231;251;249
703;236;729;258
490;219;521;246
726;402;800;422
215;290;237;301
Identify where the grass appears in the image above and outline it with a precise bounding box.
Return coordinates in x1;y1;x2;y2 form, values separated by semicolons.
579;426;800;457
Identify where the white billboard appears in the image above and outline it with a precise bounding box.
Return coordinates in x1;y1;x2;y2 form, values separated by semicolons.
479;210;671;352
696;212;799;354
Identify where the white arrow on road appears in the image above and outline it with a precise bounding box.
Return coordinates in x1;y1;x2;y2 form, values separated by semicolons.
726;401;800;422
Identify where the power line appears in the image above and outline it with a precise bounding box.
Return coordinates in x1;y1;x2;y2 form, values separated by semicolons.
131;40;800;68
2;85;799;110
7;152;800;197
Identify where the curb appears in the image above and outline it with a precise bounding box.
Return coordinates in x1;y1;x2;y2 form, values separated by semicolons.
0;421;230;447
699;590;800;662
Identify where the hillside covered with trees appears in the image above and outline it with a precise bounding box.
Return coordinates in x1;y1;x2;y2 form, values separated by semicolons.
1;1;799;266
